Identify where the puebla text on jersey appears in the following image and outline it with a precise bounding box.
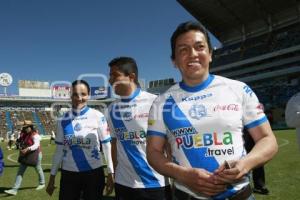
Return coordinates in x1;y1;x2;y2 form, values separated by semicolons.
51;106;112;175
147;74;268;199
107;88;169;189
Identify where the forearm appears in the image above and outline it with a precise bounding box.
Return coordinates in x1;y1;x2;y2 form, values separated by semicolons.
50;145;64;175
28;135;40;151
111;139;117;171
147;147;187;182
102;141;114;174
242;135;278;170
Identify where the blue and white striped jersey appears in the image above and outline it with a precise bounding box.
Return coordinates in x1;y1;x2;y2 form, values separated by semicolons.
107;88;169;188
52;106;112;173
147;74;268;199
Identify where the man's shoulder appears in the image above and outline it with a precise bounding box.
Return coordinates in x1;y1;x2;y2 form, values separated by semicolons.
140;90;157;99
213;75;247;90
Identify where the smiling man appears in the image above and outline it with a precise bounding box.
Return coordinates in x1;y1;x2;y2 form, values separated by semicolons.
146;21;278;200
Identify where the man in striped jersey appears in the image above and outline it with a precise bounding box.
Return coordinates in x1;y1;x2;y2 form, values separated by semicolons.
106;57;171;200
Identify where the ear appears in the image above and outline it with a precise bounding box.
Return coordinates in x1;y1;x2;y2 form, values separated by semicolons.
129;73;136;82
209;51;213;63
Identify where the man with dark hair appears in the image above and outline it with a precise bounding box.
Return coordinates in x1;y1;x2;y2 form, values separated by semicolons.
109;57;140;87
106;57;171;200
146;21;278;200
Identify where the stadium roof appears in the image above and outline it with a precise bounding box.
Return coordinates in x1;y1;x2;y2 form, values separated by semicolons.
177;0;300;43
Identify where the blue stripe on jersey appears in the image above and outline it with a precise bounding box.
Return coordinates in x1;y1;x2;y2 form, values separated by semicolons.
147;130;166;138
163;96;219;172
121;88;141;102
179;74;214;92
163;96;241;199
101;137;112;144
110;105;160;188
61;114;92;172
244;116;268;129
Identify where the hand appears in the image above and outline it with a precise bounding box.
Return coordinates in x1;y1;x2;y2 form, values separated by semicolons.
20;148;29;155
46;175;56;196
213;160;249;184
105;173;114;195
46;183;56;196
178;168;227;196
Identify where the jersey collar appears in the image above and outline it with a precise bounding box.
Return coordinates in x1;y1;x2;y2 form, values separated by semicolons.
72;106;89;116
120;88;141;102
179;74;214;92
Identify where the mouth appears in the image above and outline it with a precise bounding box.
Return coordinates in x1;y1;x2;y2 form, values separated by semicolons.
187;61;202;68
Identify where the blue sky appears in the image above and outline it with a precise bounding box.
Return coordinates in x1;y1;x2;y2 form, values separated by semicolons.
0;0;220;95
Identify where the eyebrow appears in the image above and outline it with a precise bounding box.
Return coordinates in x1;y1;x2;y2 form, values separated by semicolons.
177;41;205;47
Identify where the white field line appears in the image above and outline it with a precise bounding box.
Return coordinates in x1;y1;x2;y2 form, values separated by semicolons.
7;152;52;166
278;138;290;148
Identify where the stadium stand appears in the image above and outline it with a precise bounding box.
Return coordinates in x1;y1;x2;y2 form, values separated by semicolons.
0;97;114;140
147;78;176;95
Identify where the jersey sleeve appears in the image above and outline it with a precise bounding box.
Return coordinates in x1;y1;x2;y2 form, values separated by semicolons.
147;95;168;138
242;84;268;129
50;119;64;175
55;119;64;145
104;105;116;138
98;112;111;144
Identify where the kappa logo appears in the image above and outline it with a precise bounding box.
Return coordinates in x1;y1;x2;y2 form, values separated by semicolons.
243;85;253;97
189;104;207;120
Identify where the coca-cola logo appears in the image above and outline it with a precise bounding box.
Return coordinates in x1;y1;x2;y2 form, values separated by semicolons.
213;104;239;112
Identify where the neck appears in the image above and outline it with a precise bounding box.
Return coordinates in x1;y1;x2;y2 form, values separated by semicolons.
120;84;137;97
73;104;86;111
183;73;209;87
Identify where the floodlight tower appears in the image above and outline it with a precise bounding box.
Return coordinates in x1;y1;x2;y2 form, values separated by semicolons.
0;73;13;96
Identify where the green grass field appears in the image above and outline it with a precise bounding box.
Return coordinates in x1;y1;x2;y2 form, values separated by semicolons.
0;130;299;200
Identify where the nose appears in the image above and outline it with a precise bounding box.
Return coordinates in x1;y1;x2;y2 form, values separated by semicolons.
189;47;198;57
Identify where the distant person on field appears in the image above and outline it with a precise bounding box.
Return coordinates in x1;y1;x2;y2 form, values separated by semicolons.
7;132;15;150
4;120;45;196
49;130;56;145
0;146;4;176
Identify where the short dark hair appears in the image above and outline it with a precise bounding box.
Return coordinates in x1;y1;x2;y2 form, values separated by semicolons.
170;21;212;60
108;57;140;86
71;79;90;94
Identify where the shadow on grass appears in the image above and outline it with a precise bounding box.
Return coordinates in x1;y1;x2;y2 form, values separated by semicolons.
0;186;36;198
3;164;19;168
